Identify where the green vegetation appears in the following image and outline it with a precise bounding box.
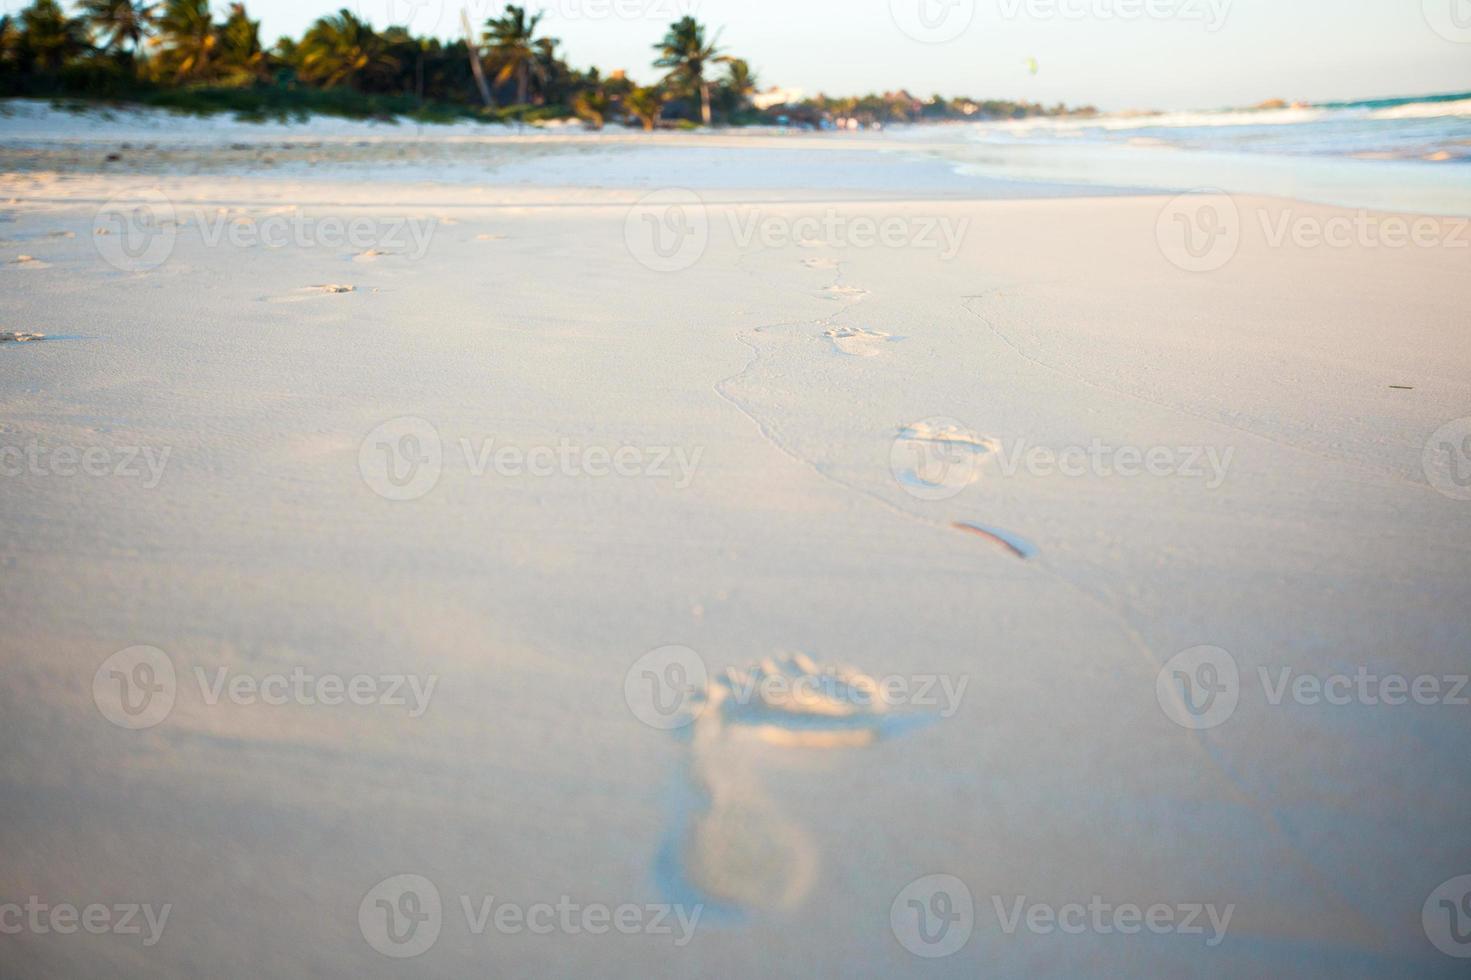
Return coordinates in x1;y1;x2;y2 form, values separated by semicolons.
0;1;1093;127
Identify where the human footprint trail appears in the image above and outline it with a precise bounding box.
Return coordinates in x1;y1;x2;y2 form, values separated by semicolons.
660;654;936;916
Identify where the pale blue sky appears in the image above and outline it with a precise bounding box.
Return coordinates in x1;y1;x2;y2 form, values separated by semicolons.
43;0;1471;109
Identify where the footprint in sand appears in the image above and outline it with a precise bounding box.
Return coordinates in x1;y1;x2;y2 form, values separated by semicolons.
10;254;48;268
264;284;359;304
660;653;934;914
801;257;838;270
824;326;897;358
820;284;869;302
890;418;1001;501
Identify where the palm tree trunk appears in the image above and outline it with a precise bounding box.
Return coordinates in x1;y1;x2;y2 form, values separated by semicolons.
700;80;712;126
460;10;494;108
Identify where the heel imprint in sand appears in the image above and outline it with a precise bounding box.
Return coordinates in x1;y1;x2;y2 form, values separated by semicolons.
659;653;939;916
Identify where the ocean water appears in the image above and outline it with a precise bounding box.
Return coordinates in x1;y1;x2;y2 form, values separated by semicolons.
970;92;1471;162
910;92;1471;215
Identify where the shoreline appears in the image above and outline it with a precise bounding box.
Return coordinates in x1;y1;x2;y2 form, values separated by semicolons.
5;99;1469;217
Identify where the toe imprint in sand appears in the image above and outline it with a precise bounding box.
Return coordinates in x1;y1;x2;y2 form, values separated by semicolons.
664;653;936;914
824;326;895;358
0;331;44;343
352;249;386;262
11;254;47;268
801;257;838;270
891;418;1001;497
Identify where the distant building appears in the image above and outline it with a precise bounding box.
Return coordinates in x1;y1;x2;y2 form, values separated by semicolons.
752;87;805;111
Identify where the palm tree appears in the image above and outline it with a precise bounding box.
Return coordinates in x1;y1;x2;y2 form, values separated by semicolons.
19;0;86;72
216;2;266;82
723;58;756;110
0;14;20;67
80;0;154;56
624;85;664;132
532;35;563;104
571;86;609;129
653;16;728;126
297;9;397;90
483;4;549;107
379;26;425;101
154;0;216;81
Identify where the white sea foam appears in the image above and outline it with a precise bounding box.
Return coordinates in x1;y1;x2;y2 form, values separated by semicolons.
962;94;1471;163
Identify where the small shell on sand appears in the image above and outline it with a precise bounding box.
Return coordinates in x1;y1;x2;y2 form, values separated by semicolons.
0;332;45;343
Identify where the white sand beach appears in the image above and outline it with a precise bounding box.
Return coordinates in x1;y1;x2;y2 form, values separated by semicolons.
2;103;1470;978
